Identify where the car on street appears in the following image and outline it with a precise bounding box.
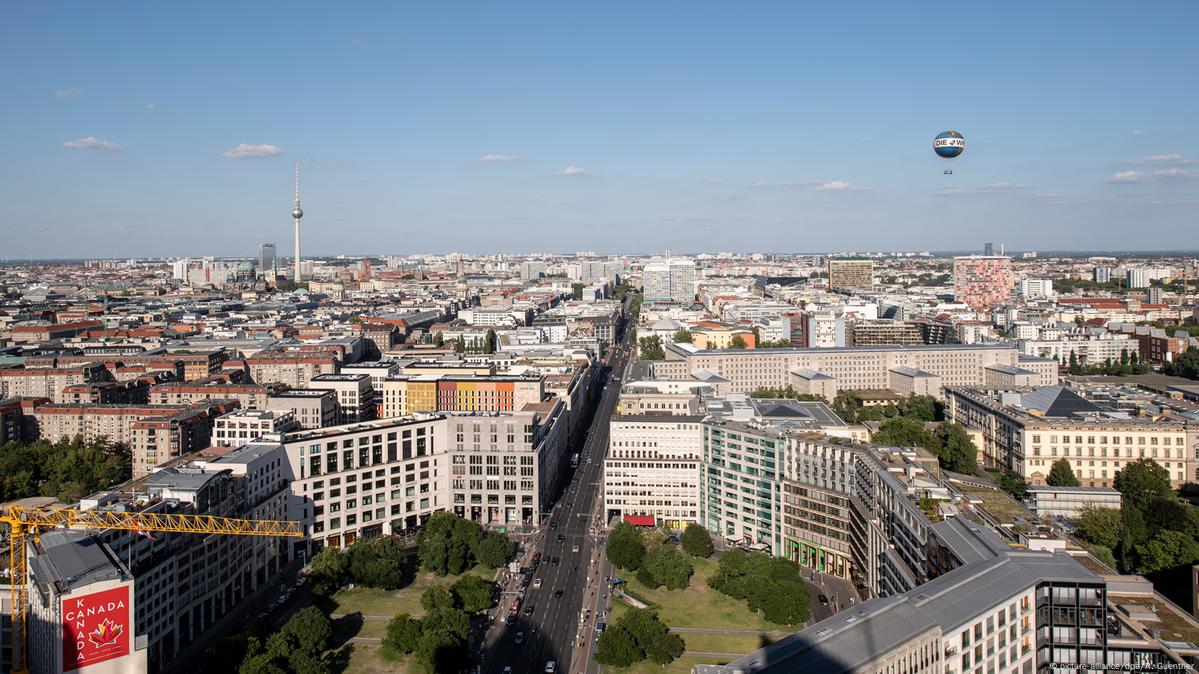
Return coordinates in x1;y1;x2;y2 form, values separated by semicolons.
532;552;542;564
505;615;516;626
532;578;542;589
503;667;512;674
517;588;526;599
572;544;580;553
549;522;557;529
818;594;830;606
556;534;565;543
544;661;557;673
551;556;559;565
523;605;534;616
514;632;524;645
597;621;607;633
553;589;564;598
510;599;521;614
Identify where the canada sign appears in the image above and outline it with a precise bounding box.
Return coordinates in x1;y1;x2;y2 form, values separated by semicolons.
63;585;130;672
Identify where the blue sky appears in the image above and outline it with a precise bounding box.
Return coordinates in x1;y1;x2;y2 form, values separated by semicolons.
2;2;1198;258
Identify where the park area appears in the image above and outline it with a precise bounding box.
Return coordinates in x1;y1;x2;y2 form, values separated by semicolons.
317;563;495;673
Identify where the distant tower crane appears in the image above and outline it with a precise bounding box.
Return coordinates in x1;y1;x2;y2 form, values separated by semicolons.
2;505;303;674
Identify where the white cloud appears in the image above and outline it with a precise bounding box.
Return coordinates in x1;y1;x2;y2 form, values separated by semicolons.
813;180;852;192
1122;154;1196;166
1132;128;1144;136
145;103;156;111
55;88;84;99
937;182;1031;197
554;165;591;177
480;154;520;162
753;180;860;192
1035;193;1071;206
61;137;123;151
222;143;284;159
1106;171;1142;183
1153;168;1199;179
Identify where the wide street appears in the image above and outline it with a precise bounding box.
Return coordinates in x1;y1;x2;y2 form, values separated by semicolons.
481;309;634;674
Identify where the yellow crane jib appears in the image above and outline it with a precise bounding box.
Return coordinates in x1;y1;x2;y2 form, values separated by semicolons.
1;505;303;674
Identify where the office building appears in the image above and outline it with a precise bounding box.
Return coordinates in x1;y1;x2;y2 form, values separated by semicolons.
447;402;569;527
642;258;696;304
259;243;276;279
604;415;704;529
827;259;875;291
1023;486;1121;519
946;386;1195;487
699;549;1180;674
380;375;544;418
653;343;1057;395
953;256;1014;312
27;530;146;674
1018;278;1056;300
281;416;448;550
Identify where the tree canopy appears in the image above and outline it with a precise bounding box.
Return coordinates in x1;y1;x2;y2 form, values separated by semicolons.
595;609;684;668
707;549;812;625
680;523;714;558
606;521;647;571
0;437;131;504
638;335;666;361
1047;459;1081;487
417;511;515;576
639;544;693;590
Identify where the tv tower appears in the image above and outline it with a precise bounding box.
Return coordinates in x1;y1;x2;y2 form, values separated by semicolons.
291;162;303;282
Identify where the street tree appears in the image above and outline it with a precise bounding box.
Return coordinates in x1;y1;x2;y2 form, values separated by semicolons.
1047;458;1081;487
680;523;714;558
606;521;647;571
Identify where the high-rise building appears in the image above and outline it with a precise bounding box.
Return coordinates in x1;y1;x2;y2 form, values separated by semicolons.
827;259;874;291
642;258;695;303
953;255;1014;311
1126;268;1150;289
1093;266;1112;283
984;241;994;255
1018;278;1056;300
259;243;276;279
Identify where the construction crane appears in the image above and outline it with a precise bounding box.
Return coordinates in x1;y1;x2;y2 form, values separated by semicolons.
2;505;303;674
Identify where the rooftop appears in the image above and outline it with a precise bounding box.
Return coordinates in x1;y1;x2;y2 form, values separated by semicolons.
30;529;126;594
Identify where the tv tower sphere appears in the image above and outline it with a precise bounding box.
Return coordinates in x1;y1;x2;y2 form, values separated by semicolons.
292;204;303;219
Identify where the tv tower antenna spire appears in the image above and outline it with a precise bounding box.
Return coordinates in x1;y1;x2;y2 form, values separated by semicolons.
292;162;304;283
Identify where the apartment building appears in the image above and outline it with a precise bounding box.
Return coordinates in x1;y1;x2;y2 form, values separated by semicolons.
827;259;875;291
246;353;338;388
280;415;448;551
953;255;1014;312
0;363;111;402
61;379;151;404
212;408;299;446
265;389;338;429
150;380;282;410
128;405;232;478
604;415;704;529
654;343;1058;394
946;386;1196;487
310;373;375;423
0;397;20;445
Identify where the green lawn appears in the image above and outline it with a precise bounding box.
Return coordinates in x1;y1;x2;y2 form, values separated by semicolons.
677;632;778;655
607;655;732;674
332;643;413;674
320;564;494;617
319;564;496;672
613;558;787;631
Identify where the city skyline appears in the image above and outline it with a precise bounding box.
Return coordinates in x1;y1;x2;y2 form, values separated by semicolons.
3;3;1198;257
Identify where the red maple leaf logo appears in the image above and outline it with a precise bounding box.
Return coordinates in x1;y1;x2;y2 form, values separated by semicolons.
87;618;123;648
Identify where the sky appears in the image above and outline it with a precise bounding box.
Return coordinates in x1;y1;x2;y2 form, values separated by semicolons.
2;2;1198;259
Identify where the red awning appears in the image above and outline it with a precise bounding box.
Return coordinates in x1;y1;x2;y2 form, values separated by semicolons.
623;515;656;527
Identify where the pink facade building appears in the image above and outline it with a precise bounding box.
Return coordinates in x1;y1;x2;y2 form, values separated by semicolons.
953;256;1014;311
